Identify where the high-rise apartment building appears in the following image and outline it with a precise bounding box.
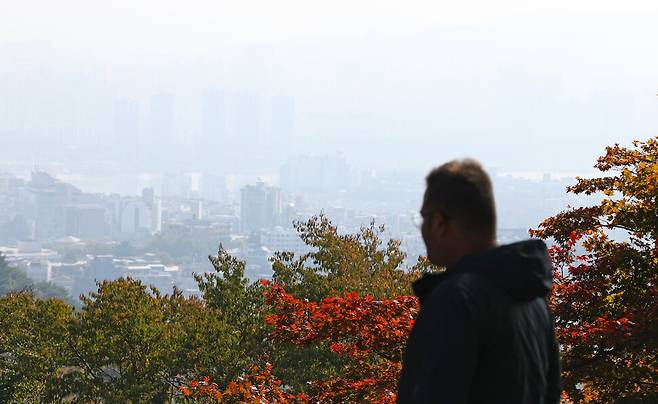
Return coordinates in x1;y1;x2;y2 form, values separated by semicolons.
280;155;352;192
201;88;225;148
27;171;80;241
161;173;192;198
200;174;227;203
120;200;152;234
64;204;107;239
232;92;260;143
150;92;175;147
113;98;139;148
142;187;162;233
240;181;281;233
270;94;295;143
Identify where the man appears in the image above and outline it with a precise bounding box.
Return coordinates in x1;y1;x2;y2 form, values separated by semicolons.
397;159;561;403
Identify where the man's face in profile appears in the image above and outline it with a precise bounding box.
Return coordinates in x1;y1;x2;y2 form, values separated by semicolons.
420;192;448;267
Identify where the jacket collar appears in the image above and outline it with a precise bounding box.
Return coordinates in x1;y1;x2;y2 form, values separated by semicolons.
412;271;448;304
411;249;488;303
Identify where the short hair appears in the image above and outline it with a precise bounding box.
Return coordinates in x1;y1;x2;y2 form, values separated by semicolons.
425;159;496;239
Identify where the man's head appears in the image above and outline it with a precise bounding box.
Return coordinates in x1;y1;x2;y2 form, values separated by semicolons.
420;159;497;267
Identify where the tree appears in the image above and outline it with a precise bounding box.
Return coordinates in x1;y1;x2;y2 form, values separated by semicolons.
0;292;74;402
268;215;432;390
67;275;252;402
0;255;32;295
272;215;429;301
193;246;270;387
176;282;419;403
0;244;274;402
67;278;181;401
531;138;658;402
264;283;417;402
174;217;431;400
0;254;69;300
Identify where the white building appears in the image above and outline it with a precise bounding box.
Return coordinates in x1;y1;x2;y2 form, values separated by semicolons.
0;241;59;283
151;199;162;233
120;200;152;233
117;261;181;293
261;226;312;257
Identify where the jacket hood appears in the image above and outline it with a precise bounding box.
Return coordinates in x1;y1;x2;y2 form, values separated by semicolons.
413;239;553;303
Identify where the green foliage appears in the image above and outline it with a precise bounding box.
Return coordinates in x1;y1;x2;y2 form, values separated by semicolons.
68;278;176;401
194;246;270;386
0;255;31;295
0;292;74;402
67;275;255;401
272;214;431;301
0;263;263;401
0;254;70;301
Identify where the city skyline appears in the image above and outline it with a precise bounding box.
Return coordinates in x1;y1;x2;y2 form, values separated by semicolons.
2;3;657;177
0;0;655;303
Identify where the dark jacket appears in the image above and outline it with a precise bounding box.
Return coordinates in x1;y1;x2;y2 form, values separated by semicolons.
397;239;561;403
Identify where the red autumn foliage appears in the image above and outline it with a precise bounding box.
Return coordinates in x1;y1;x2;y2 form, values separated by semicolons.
538;226;657;400
545;232;640;347
263;281;418;402
178;363;307;403
178;283;418;402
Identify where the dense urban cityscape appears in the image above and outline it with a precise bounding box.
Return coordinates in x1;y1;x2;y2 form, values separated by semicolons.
0;160;591;303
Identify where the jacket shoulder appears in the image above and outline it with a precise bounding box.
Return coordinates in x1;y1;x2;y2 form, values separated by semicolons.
423;272;491;314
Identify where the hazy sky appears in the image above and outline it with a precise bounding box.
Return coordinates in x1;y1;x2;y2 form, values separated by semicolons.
2;1;658;183
3;1;658;51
